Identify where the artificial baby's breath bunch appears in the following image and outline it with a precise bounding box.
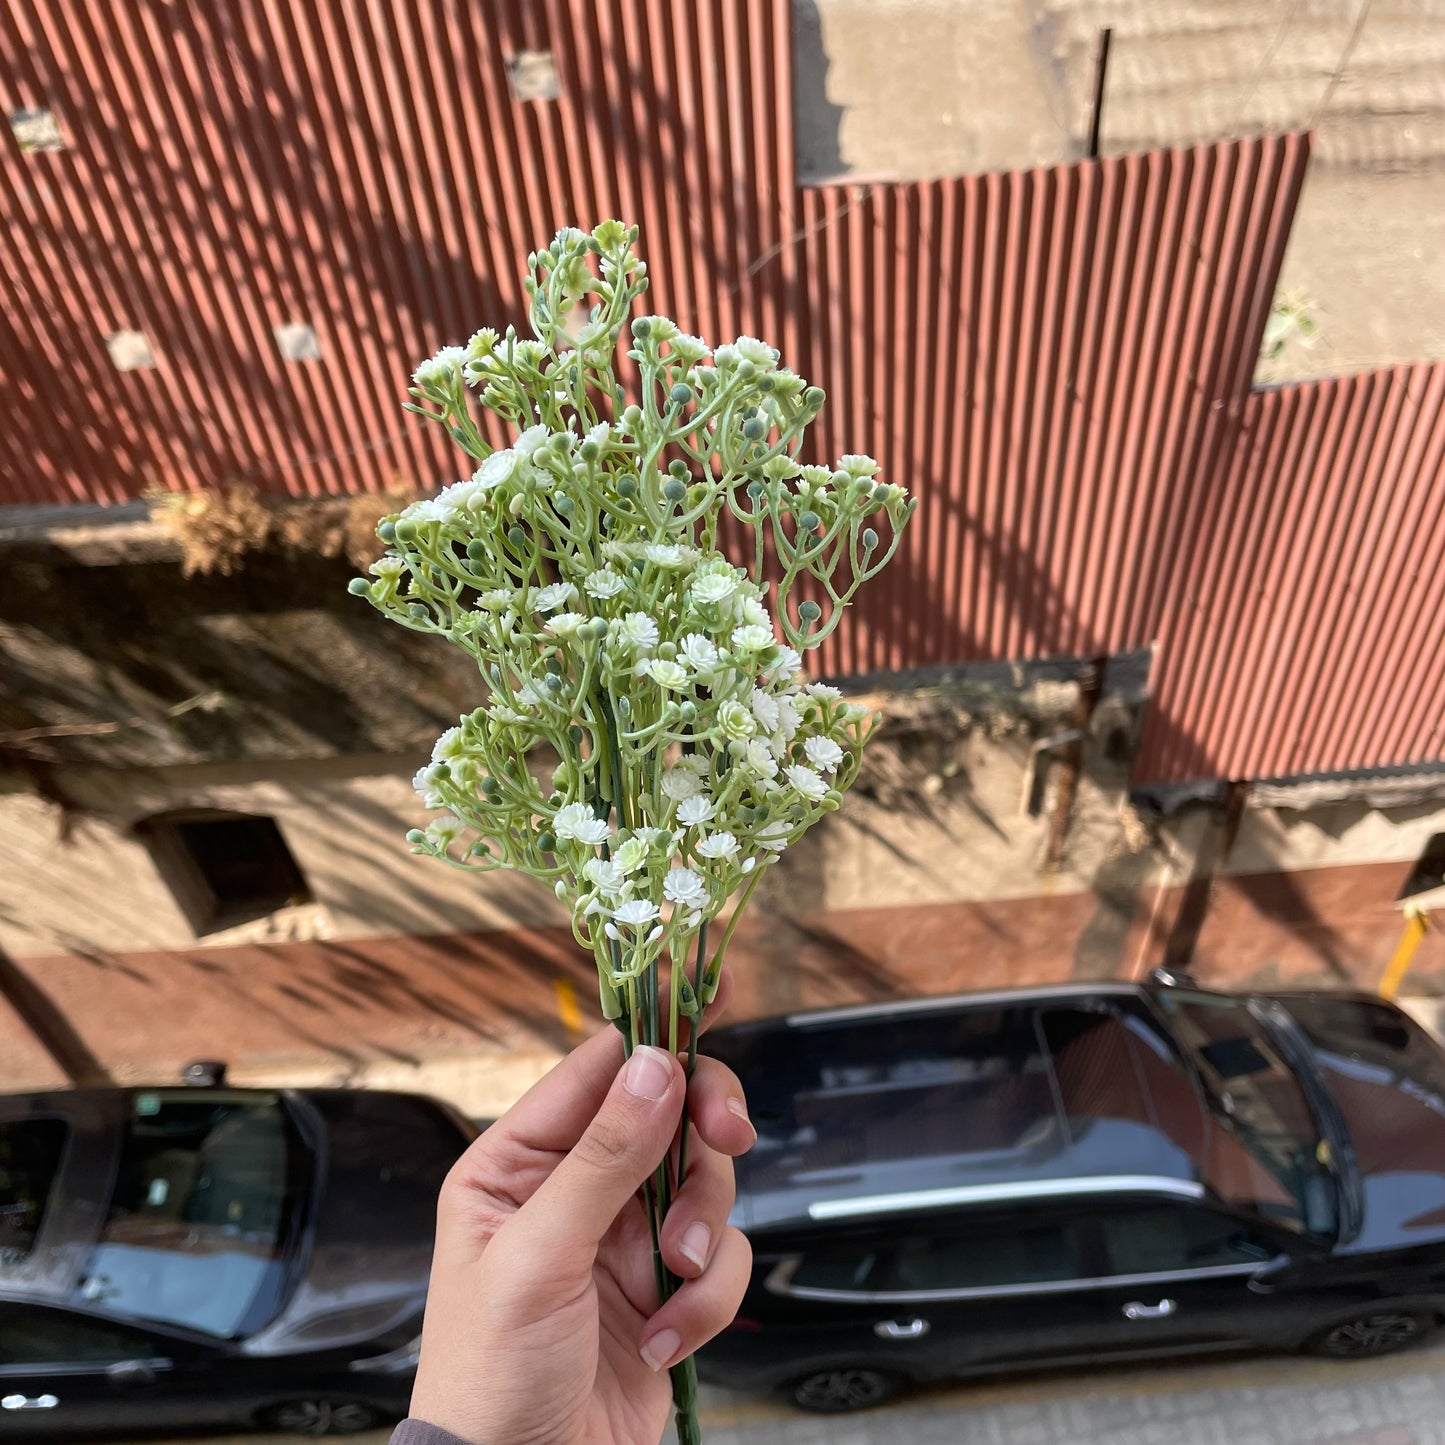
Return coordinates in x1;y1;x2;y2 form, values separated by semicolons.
350;220;914;1444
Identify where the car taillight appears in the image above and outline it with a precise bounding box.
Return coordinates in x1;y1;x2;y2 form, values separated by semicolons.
725;1316;763;1332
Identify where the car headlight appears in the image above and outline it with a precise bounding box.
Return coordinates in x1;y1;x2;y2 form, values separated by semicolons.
349;1334;422;1374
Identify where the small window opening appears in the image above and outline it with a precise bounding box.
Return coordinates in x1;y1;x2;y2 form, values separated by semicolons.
136;811;311;936
1398;833;1445;904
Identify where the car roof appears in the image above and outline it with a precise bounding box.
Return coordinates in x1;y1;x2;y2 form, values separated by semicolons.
706;983;1215;1233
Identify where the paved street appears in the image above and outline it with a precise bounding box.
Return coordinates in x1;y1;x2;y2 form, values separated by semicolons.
114;1337;1445;1445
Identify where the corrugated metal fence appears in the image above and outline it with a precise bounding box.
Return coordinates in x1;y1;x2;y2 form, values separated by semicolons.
1;1;1441;784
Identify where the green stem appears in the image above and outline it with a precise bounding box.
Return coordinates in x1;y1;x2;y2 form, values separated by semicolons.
675;920;708;1190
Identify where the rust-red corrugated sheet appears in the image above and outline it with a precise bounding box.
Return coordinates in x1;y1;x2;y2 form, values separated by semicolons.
1;2;1441;785
1134;361;1445;784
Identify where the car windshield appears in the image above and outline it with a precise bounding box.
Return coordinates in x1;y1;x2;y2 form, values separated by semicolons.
0;1118;68;1266
1153;990;1333;1235
75;1092;304;1338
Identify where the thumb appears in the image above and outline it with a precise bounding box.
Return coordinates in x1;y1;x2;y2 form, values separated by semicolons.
511;1044;683;1260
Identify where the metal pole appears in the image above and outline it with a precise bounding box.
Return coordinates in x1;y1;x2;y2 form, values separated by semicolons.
1087;28;1113;159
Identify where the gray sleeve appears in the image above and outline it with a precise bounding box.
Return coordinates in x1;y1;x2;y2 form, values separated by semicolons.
389;1420;477;1445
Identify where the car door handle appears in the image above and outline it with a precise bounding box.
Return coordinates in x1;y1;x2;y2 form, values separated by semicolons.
1122;1298;1177;1321
2;1394;60;1411
874;1317;930;1340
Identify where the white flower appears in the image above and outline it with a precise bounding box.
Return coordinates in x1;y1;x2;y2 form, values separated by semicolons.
731;624;774;653
585;421;611;450
837;453;880;478
672;753;709;777
616;612;660;651
756;820;792;853
514;424;550;458
690;572;739;606
695;831;739;860
663;868;708;908
675;795;716;826
423;815;464;849
736;594;771;628
431;726;466;764
775;694;801;742
644;542;697;569
613;837;649;873
401;497;448;525
584;569;627;599
661;766;704;801
479;588;515;612
805;683;843;702
633;827;673;850
476;448;520;488
734;335;779;367
718;701;756;740
785;764;828;801
412;346;466;389
370;555;406;581
554;802;611;846
669;333;711;363
544;612;588;637
749;688;780;732
583;858;625;896
741;737;779;778
765;645;803;684
611;898;660;928
412;764;444;809
534;581;578;612
678;633;720;676
644;657;689;690
805;736;845;773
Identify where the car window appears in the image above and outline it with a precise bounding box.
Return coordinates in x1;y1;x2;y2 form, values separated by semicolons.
789;1243;889;1293
1099;1204;1277;1276
0;1118;67;1266
891;1216;1089;1292
75;1092;302;1337
0;1304;158;1367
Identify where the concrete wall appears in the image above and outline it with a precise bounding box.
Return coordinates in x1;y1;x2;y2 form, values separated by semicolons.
794;0;1445;380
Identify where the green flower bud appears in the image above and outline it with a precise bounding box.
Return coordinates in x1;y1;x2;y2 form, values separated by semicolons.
545;674;563;692
678;701;697;722
347;577;371;596
394;519;418;543
631;318;651;340
466;540;489;561
377;521;397;542
405;828;427;846
803;386;826;412
555;494;574;515
537;831;557;853
758;374;775;391
832;471;850;488
568;724;585;743
656;640;677;660
668;459;690;480
481;777;500;795
617;695;631;715
862;528;879;551
736;358;756;381
669;382;693;406
621;404;643;430
798;510;820;533
617;475;638;498
743;417;766;441
664;478;687;502
407;602;428;620
579;440;600;462
432;761;451;779
799;600;822;623
545;655;563;674
747;481;764;499
508;525;527;548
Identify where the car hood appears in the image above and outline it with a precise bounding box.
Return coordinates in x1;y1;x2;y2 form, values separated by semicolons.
243;1090;470;1355
1276;993;1445;1254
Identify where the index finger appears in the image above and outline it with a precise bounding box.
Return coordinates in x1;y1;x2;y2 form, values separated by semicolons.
484;965;736;1157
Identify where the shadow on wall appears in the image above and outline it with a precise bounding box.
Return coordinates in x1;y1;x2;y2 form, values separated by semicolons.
792;0;847;182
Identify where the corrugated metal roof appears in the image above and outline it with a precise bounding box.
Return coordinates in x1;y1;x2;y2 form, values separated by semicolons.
0;2;1440;786
1134;361;1445;784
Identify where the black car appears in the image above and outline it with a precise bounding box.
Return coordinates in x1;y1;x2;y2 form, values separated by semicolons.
0;1082;474;1436
699;979;1445;1412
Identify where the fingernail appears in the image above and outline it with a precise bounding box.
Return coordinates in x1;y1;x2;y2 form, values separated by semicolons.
639;1327;681;1372
726;1095;757;1140
624;1045;672;1101
679;1221;711;1270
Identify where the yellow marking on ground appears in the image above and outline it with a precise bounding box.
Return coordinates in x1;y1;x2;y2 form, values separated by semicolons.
555;975;584;1044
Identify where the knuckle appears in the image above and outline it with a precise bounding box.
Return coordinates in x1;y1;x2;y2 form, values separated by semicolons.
572;1114;638;1172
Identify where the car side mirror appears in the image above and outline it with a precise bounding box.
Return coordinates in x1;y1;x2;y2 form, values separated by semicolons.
105;1360;162;1388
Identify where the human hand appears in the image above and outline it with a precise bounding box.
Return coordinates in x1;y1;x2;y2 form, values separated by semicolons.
408;978;755;1445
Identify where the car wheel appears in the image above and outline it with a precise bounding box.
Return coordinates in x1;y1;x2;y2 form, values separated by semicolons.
790;1366;901;1413
261;1399;381;1436
1310;1311;1433;1359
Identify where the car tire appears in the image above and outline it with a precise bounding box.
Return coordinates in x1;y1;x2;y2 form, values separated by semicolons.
789;1366;902;1413
1308;1310;1434;1359
259;1398;381;1436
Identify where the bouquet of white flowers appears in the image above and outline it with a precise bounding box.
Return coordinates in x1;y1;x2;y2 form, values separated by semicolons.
350;221;914;1442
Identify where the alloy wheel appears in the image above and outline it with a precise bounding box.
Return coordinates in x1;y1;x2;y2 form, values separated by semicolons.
1322;1313;1423;1357
792;1367;896;1412
268;1399;378;1436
